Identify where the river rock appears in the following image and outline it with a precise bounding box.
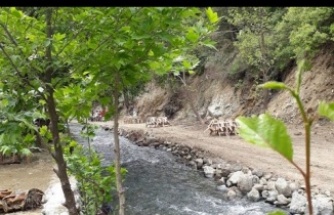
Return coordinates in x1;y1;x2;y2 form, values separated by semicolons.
151;141;160;147
185;154;192;160
262;190;269;199
252;169;264;178
266;181;276;191
217;177;225;186
237;174;254;194
289;181;300;193
252;175;260;184
260;177;267;185
219;168;232;178
311;194;334;215
203;158;213;165
241;167;252;175
227;186;243;200
217;184;229;192
275;194;290;206
227;171;244;186
188;160;197;169
263;173;272;180
253;183;264;191
266;190;278;203
227;189;237;200
203;165;215;178
289;191;307;214
247;187;261;202
275;177;292;197
214;169;224;178
195;158;204;168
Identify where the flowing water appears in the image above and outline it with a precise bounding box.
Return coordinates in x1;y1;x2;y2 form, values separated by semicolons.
70;124;285;215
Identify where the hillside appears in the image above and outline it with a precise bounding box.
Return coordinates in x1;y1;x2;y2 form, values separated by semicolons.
129;42;334;125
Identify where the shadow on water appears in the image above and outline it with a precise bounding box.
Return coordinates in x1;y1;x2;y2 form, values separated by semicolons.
70;123;286;215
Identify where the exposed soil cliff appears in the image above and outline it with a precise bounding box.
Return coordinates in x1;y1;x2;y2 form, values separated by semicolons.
131;43;334;125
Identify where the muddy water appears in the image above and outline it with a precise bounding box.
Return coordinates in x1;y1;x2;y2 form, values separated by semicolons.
70;123;285;215
0;151;55;215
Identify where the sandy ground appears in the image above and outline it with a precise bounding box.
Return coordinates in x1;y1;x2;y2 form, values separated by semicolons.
95;120;334;194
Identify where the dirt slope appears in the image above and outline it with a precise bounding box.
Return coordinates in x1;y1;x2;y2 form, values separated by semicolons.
95;120;334;194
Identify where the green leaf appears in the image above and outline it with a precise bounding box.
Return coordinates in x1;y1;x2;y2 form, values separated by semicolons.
206;7;219;23
186;29;199;42
318;101;334;121
267;210;287;215
53;33;66;41
10;7;22;18
182;60;191;69
258;81;288;90
45;39;51;47
200;41;217;51
236;113;293;161
20;148;32;156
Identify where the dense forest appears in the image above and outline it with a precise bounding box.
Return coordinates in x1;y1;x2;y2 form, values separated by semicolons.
0;7;334;215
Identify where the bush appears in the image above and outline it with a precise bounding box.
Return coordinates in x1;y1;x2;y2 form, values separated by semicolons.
65;141;127;215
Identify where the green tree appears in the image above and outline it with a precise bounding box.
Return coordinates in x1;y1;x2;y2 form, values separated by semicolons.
73;7;218;214
276;7;334;59
0;7;91;214
225;7;286;108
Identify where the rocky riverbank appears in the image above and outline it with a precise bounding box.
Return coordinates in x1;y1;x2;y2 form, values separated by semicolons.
102;125;334;215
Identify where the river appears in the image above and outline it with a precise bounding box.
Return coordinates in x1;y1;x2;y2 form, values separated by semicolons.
70;123;285;215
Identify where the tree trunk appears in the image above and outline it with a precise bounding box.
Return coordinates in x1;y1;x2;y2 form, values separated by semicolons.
261;71;271;110
259;30;271;111
45;8;78;215
46;91;79;215
113;74;126;215
181;72;205;125
185;87;205;124
123;89;131;115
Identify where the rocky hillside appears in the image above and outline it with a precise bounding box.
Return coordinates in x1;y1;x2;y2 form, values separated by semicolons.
128;42;334;125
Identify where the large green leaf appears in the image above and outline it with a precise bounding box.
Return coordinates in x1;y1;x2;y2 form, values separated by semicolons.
236;113;293;161
318;101;334;121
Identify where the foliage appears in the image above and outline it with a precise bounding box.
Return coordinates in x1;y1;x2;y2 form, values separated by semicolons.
236;58;334;215
66;142;126;215
221;7;334;82
317;101;334;121
0;6;219;214
0;91;44;156
278;7;334;58
267;211;286;215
